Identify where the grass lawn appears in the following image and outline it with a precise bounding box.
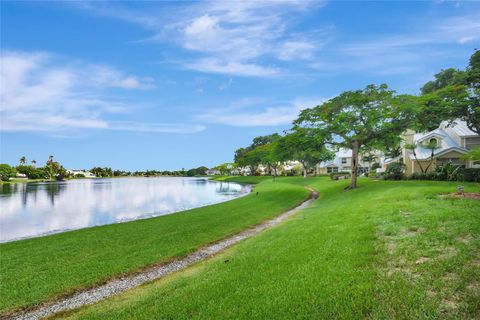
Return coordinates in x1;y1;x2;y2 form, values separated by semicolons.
0;179;309;313
56;177;480;320
210;175;275;184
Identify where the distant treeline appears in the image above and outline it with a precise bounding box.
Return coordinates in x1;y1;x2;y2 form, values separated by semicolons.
90;166;208;178
0;156;210;182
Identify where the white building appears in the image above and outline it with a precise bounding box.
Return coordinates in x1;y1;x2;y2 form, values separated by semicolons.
317;148;385;174
67;169;96;178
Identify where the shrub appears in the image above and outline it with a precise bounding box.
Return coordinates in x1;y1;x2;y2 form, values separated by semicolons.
457;168;480;182
371;162;381;171
384;162;405;180
0;164;17;182
434;161;461;181
330;171;351;180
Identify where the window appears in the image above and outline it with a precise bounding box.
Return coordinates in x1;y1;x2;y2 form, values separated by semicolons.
327;167;338;173
341;158;347;164
429;138;438;146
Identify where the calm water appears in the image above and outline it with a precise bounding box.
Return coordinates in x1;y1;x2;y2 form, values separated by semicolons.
0;177;249;242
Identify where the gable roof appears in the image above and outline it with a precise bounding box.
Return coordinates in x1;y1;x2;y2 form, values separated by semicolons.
409;120;476;160
440;120;476;137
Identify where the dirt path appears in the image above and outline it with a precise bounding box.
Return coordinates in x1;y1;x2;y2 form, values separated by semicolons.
6;188;318;320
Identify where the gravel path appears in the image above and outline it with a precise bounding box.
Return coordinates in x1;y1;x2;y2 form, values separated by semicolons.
6;188;317;320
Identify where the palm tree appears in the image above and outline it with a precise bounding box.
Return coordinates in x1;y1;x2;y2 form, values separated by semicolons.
19;156;27;165
31;160;37;167
406;140;440;174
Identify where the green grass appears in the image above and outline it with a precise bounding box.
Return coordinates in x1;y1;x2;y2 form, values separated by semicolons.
210;175;274;184
56;178;480;320
0;179;309;313
0;178;49;184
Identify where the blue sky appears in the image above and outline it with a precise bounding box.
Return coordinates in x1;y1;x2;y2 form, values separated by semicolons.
1;0;479;170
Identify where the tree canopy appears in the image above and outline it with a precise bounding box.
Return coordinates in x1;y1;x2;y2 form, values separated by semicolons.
294;84;414;188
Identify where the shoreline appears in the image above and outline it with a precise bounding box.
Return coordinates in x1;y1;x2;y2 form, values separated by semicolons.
6;187;316;320
0;178;252;244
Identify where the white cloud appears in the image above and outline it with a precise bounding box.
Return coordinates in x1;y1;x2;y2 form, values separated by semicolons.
218;78;233;90
74;0;327;77
277;40;316;61
196;97;325;127
0;51;202;134
108;122;205;134
184;58;279;77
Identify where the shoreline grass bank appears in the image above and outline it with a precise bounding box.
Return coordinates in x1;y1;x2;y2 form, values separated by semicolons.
56;177;480;320
0;178;309;314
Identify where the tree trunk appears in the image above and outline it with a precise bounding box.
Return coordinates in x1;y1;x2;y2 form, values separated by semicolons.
424;149;436;173
347;141;360;189
412;151;425;174
301;162;307;178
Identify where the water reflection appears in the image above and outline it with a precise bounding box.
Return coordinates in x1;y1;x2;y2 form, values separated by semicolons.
0;177;249;242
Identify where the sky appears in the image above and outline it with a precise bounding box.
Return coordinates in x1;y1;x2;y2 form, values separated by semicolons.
1;0;479;171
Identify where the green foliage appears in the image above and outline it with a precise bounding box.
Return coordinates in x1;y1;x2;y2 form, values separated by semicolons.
277;128;334;177
294;84;414;187
214;163;237;176
384;162;406;180
418;49;480;134
186;166;209;177
90;167;113;178
434;161;461;181
0;164;17;182
44;156;66;180
461;148;480;161
371;162;381;170
27;167;46;179
234;134;283;175
250;133;281;148
420;68;464;94
15;165;47;179
329;171;351;180
457;168;480;182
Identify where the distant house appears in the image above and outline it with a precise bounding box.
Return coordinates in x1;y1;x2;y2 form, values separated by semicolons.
393;120;480;175
317;148;385;174
15;173;28;180
205;168;220;175
67;169;96;178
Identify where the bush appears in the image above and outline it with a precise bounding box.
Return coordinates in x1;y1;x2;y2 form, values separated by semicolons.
384;162;405;180
457;168;480;182
15;165;47;179
371;162;381;171
0;164;17;182
330;171;351;180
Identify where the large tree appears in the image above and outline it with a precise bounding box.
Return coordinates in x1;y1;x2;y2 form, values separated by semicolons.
294;84;414;189
418;49;480;133
234;133;282;176
278;129;334;178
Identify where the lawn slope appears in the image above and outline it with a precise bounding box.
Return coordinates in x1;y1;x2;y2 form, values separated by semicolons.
57;178;480;319
0;179;309;313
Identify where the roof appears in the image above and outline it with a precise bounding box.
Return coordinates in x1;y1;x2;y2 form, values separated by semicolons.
440;120;476;137
409;121;473;160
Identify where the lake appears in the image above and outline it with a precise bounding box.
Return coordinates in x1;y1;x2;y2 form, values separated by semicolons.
0;177;250;242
